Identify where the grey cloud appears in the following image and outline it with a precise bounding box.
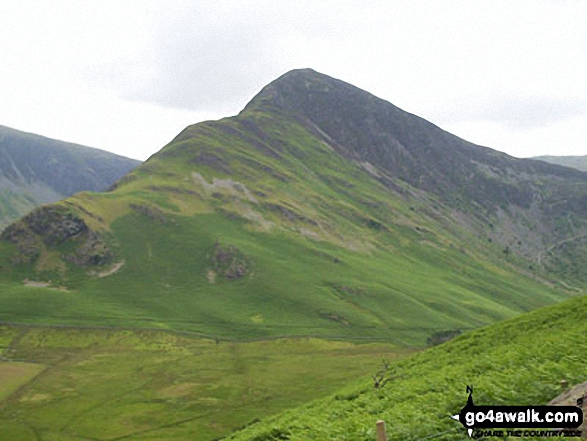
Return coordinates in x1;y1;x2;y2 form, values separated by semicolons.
121;1;345;113
434;96;587;130
111;1;587;133
123;12;275;112
478;96;587;129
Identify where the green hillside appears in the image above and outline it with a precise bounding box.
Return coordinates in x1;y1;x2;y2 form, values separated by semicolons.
226;291;587;441
1;70;586;345
0;125;140;230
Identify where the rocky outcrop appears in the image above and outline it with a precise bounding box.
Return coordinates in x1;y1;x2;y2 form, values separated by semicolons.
129;203;169;224
1;222;42;265
0;205;112;267
24;206;88;246
211;243;249;280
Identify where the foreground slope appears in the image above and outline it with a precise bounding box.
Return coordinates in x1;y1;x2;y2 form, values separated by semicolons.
226;293;587;441
0;125;140;230
0;69;586;344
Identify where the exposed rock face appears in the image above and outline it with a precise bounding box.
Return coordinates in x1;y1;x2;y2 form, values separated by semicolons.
63;231;112;266
24;206;88;246
0;205;112;267
549;380;587;438
211;243;249;280
129;203;169;224
1;222;41;264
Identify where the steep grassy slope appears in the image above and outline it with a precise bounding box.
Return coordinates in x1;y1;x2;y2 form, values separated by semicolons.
1;69;586;344
535;155;587;172
226;292;587;441
0;117;570;345
0;125;140;230
0;213;565;345
0;327;406;441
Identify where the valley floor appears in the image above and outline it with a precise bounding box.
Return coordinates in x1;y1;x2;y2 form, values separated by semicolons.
0;325;409;441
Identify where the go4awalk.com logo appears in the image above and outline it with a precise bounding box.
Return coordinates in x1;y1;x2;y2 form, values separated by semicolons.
452;386;583;438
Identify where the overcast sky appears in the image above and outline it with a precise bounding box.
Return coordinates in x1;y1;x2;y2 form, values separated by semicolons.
1;1;586;161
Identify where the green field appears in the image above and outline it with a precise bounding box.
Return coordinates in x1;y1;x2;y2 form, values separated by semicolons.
0;326;408;441
226;292;587;440
0;362;44;402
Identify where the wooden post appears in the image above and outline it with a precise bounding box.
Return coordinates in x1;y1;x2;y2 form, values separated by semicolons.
561;379;569;390
376;420;387;441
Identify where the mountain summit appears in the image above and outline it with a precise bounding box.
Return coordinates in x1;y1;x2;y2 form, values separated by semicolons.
1;69;586;343
246;69;585;211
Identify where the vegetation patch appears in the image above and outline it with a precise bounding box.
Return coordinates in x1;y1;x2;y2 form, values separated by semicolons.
0;362;45;401
426;329;462;346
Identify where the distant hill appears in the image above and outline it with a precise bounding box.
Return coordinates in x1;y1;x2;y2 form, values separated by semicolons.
534;154;587;172
0;125;140;230
1;69;587;345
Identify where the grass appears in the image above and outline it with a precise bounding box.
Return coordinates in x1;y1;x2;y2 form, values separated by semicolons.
0;326;407;441
0;362;44;401
0;207;571;346
226;292;587;441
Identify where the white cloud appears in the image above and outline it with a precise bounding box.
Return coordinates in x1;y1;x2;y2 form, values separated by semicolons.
443;113;587;158
0;0;586;160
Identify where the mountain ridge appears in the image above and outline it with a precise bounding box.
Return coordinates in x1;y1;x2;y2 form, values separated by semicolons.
163;69;587;231
0;125;141;230
0;125;141;195
534;154;587;172
233;70;587;273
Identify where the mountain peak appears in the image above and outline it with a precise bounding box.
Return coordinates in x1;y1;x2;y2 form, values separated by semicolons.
240;68;585;211
243;68;376;116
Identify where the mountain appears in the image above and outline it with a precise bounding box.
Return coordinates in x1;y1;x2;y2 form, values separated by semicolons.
0;125;141;230
0;69;586;344
534;154;587;172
